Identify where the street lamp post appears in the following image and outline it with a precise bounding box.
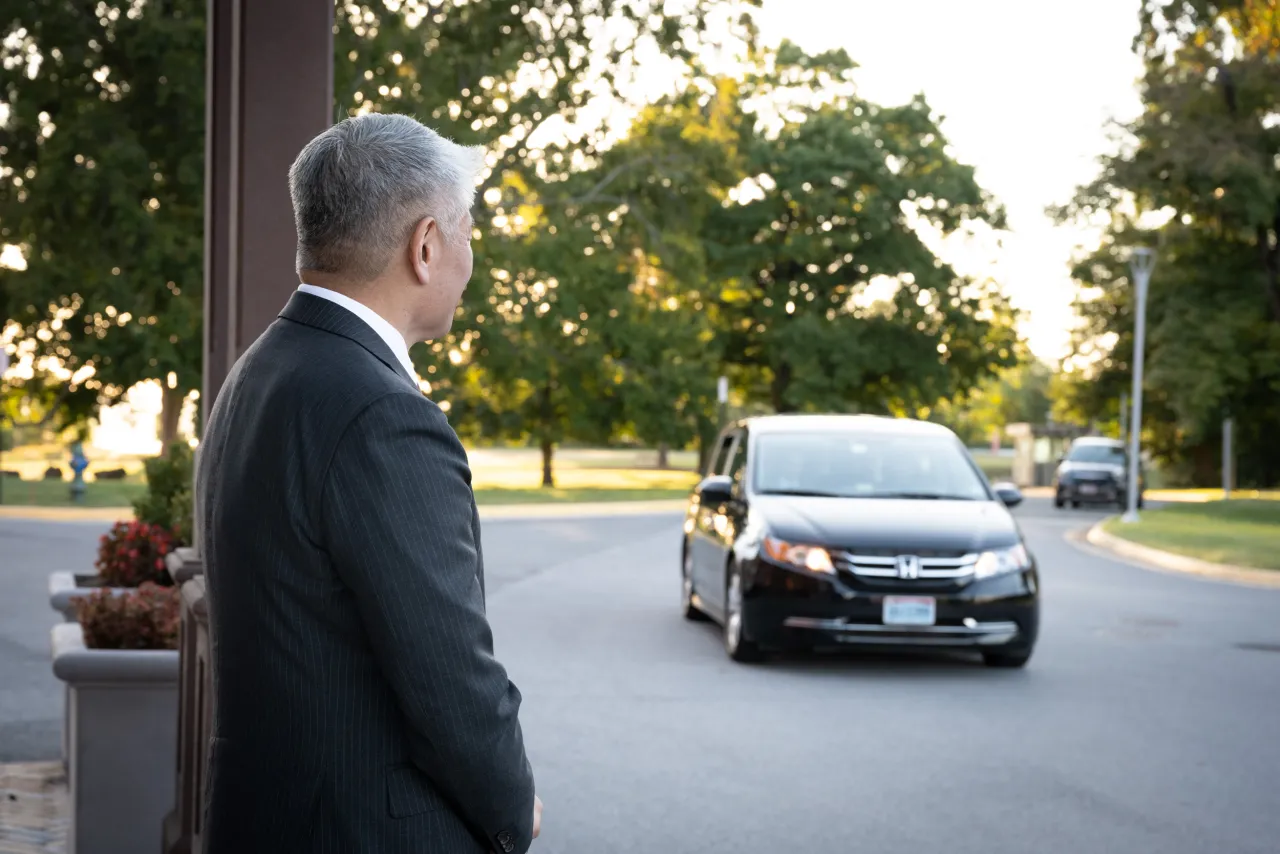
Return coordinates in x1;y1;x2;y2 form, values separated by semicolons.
1122;247;1156;523
716;375;729;431
0;345;8;506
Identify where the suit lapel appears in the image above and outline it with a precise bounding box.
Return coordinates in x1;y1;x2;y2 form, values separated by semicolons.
279;291;418;388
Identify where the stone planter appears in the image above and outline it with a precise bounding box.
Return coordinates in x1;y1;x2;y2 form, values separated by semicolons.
49;573;132;767
49;572;129;622
52;622;179;854
164;548;202;586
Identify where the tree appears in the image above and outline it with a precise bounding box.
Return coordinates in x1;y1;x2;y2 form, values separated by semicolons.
1054;225;1280;485
707;43;1019;416
564;79;745;470
933;355;1053;447
409;3;759;485
1055;1;1280;485
0;0;757;456
431;216;632;488
0;0;206;450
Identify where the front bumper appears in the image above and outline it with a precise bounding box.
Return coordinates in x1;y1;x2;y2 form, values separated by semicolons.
779;617;1021;646
740;556;1039;651
1058;479;1121;503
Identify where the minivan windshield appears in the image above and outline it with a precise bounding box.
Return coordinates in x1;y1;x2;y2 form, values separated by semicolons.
753;431;990;501
1066;443;1126;465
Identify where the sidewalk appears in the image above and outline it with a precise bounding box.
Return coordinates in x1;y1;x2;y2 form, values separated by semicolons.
0;498;686;524
0;506;129;523
0;762;66;854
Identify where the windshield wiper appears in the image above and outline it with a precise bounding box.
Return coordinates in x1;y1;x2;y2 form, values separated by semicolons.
758;489;847;498
867;492;979;501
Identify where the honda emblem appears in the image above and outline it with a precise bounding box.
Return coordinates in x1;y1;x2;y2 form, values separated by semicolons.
895;555;921;580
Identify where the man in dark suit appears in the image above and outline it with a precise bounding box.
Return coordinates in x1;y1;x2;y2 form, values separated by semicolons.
196;113;540;854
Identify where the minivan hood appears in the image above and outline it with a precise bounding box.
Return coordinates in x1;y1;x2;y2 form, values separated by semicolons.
753;495;1021;554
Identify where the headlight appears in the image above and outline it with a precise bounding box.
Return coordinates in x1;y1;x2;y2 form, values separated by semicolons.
974;544;1031;579
762;535;835;574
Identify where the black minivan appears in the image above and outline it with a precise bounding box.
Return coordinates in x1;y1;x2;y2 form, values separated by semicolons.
680;415;1039;667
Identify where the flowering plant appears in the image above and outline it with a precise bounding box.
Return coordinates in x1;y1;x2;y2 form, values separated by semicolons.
95;520;176;587
74;583;180;650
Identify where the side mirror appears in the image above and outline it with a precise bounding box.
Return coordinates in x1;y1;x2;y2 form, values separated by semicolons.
696;474;735;504
992;482;1023;508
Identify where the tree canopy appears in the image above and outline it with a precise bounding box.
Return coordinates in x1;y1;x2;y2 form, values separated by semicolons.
1055;0;1280;485
0;0;206;446
1;1;1027;484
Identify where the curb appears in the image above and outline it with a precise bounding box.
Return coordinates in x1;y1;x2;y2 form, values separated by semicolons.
0;500;686;524
1084;520;1280;589
0;506;133;523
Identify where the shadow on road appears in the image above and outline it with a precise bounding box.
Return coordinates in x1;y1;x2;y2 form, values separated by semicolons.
686;623;1021;676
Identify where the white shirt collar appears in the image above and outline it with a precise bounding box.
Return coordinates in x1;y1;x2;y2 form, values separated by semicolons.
297;284;418;383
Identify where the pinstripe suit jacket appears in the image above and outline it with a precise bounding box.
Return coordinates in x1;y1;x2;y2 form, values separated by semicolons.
196;291;535;854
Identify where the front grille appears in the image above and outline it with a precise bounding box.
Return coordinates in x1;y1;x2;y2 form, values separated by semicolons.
833;552;976;590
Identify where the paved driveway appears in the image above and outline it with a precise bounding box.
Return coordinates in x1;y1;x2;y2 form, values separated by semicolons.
3;499;1279;853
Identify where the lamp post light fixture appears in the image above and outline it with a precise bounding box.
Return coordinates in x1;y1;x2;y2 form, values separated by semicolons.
1122;246;1156;523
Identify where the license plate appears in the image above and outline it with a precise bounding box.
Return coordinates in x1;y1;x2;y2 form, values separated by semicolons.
883;596;936;626
1079;483;1098;495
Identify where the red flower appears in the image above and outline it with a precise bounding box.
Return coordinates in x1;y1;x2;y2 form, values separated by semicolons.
94;519;175;589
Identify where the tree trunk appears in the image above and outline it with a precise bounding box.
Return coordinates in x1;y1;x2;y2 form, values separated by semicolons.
159;386;184;456
540;438;555;488
770;361;793;413
657;443;670;469
536;376;557;488
1260;216;1280;324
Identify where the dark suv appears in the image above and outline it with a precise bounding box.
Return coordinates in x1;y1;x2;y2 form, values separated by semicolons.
1053;437;1142;509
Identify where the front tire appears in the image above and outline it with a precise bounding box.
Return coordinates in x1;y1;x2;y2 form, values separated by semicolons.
1053;491;1065;509
724;563;763;663
681;545;709;622
983;648;1033;668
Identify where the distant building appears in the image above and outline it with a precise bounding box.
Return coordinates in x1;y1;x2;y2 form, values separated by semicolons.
1004;422;1089;487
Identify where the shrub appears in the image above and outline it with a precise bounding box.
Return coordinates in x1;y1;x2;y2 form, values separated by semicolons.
96;520;175;587
133;441;194;544
168;486;194;548
93;468;128;481
74;583;180;650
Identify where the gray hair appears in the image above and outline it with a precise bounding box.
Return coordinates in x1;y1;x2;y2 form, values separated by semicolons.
288;113;485;279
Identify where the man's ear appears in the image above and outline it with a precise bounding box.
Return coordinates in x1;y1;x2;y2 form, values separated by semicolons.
409;216;436;285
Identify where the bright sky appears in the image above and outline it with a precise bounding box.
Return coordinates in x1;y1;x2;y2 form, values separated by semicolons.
754;0;1145;363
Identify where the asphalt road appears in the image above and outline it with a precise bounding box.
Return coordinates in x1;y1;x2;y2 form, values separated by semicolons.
0;512;678;762
3;498;1279;853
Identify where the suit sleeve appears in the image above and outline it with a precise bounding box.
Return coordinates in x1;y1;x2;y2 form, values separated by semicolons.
321;392;535;854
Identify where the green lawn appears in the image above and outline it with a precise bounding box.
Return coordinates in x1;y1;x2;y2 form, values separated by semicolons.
473;487;690;505
0;477;146;508
1104;500;1280;570
0;455;700;509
